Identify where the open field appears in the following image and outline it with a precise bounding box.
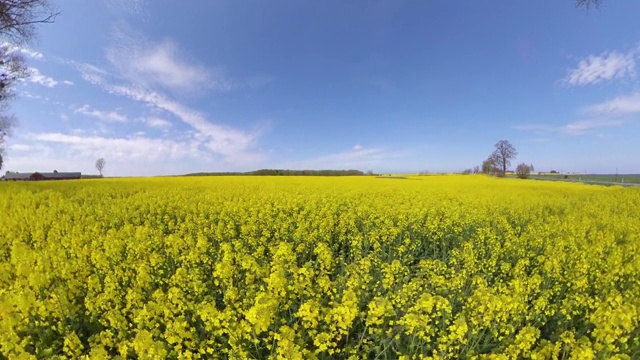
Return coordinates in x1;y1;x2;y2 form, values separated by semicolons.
1;176;639;359
522;174;640;186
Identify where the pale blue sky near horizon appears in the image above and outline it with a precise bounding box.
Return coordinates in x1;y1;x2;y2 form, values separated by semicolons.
3;0;640;176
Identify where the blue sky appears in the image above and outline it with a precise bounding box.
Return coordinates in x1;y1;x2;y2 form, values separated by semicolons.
3;0;640;176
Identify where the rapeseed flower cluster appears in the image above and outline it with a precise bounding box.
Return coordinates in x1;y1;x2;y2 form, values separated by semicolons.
0;175;639;358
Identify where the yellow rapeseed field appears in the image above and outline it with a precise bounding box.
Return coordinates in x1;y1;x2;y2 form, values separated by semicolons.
1;175;639;359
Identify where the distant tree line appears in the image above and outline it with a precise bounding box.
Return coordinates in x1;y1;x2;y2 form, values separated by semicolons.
183;169;366;177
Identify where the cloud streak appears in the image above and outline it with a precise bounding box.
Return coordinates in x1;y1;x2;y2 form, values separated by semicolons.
560;118;628;135
72;51;263;163
107;84;259;158
105;0;147;16
582;93;640;116
1;42;44;59
4;131;226;176
34;132;203;162
74;104;127;123
515;117;629;136
561;50;637;87
144;116;172;130
106;32;234;93
282;146;403;170
28;68;58;87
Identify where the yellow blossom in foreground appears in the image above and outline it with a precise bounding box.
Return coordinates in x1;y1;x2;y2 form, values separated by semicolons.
0;175;639;358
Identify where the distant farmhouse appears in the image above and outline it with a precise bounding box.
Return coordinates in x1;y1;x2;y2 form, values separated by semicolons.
3;171;82;181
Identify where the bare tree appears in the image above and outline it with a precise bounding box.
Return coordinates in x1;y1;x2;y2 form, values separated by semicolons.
0;0;59;44
0;46;24;157
0;0;58;99
0;0;59;160
95;158;105;176
491;140;518;176
0;45;27;102
0;115;16;170
516;163;533;179
482;153;500;175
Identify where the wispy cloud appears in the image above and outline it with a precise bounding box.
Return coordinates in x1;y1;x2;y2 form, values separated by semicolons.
73;62;109;85
8;143;39;152
21;91;49;102
108;84;259;158
515;118;629;136
282;146;403;170
144;116;172;130
106;32;234;93
561;50;637;87
28;68;58;87
34;132;203;162
1;42;44;59
513;124;557;132
581;93;640;116
5;131;226;176
74;104;127;123
73;59;264;163
523;138;552;144
517;89;640;137
56;27;268;166
560;118;627;135
20;47;43;59
105;0;147;16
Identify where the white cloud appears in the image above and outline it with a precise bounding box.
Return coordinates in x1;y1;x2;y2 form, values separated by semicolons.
352;144;363;151
144;117;172;130
515;117;629;136
1;43;44;59
8;143;34;151
106;33;233;92
34;132;203;162
560;118;627;135
282;146;403;170
64;33;265;166
28;68;58;87
21;91;49;102
101;83;261;161
1;131;263;176
105;0;147;16
562;50;636;87
74;104;127;123
20;48;43;59
513;124;556;132
75;62;109;85
62;80;74;86
75;65;264;163
516;91;640;137
582;93;640;116
524;138;552;144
